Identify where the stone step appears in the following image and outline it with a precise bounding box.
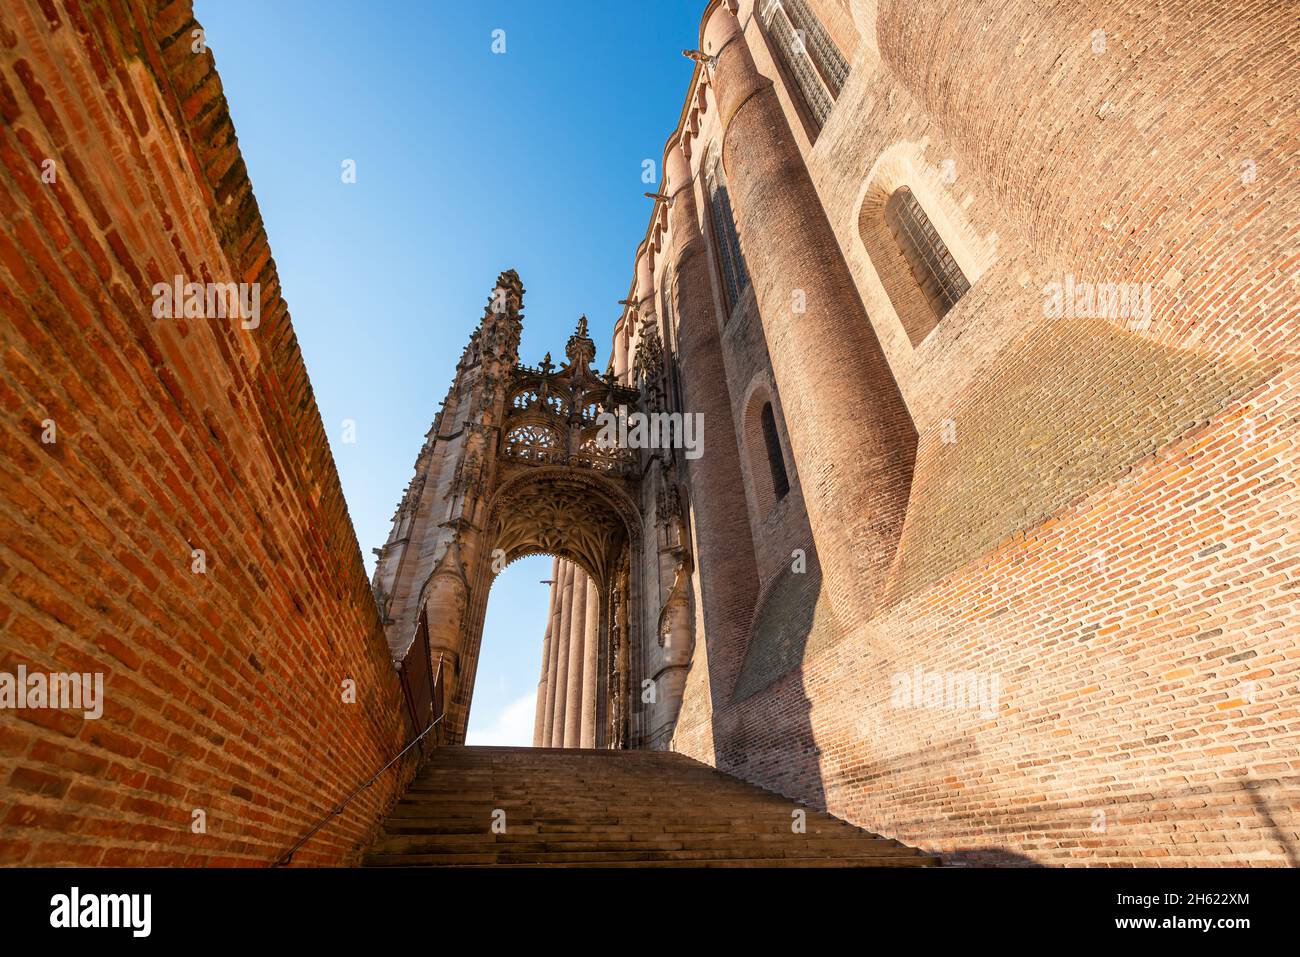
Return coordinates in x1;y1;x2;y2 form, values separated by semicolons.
368;829;912;849
366;847;929;865
366;842;927;862
367;854;937;868
360;746;935;868
368;834;910;852
403;807;804;816
380;817;872;838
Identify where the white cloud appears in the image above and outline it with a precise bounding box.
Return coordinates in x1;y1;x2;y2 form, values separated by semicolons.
465;692;537;747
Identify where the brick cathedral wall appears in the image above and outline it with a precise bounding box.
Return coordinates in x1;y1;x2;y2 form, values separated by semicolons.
674;361;1299;865
666;0;1299;865
872;0;1297;361
0;0;409;865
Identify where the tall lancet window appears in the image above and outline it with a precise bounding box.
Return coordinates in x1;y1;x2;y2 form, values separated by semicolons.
661;269;686;414
884;186;971;322
705;151;749;314
760;0;849;130
761;402;790;501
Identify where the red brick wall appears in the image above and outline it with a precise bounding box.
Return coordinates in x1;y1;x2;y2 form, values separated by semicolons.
668;166;760;740
737;379;809;584
658;0;1300;866
676;362;1300;865
875;0;1296;360
0;0;410;866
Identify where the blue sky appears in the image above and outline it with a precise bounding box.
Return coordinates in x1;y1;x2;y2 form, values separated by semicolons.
196;0;702;743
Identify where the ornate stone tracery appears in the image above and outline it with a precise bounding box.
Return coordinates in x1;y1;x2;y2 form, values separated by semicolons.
489;469;635;590
502;315;641;476
633;321;666;411
371;275;683;749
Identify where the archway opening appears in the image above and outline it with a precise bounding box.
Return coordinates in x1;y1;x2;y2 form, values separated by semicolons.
438;468;642;749
464;554;555;747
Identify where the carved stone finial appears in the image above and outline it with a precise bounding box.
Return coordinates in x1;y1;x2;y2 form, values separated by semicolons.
565;314;597;370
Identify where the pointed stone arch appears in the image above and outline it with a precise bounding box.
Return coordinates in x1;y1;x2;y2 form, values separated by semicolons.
373;281;655;749
487;466;643;593
442;467;645;746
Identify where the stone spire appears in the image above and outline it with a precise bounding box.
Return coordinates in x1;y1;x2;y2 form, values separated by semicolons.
373;270;527;668
480;268;525;368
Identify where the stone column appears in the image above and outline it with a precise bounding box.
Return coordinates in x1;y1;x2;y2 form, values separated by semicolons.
533;556;560;747
700;4;917;620
540;558;564;746
419;537;474;711
532;619;551;747
579;575;601;748
549;561;575;747
564;570;588;748
635;246;655;326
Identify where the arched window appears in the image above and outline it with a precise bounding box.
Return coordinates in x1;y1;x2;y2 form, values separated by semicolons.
705;153;749;315
760;402;790;501
760;0;849;130
884;186;970;323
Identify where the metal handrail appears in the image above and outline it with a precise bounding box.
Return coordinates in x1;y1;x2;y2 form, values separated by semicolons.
275;650;445;867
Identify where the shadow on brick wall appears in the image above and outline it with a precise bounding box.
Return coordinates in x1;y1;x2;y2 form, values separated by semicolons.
940;848;1047;867
707;556;831;811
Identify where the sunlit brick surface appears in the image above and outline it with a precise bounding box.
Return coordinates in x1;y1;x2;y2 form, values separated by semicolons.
0;0;408;866
1;0;1297;870
641;0;1299;866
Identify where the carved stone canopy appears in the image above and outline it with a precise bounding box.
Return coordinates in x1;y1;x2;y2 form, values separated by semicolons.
490;471;636;589
504;318;641;476
633;322;664;385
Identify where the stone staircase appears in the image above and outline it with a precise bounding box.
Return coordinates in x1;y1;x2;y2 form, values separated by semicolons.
362;746;936;867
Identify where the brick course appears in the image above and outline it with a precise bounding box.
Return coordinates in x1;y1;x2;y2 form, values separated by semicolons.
0;0;409;866
2;0;1297;869
634;0;1300;865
